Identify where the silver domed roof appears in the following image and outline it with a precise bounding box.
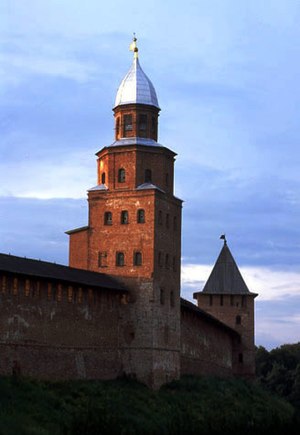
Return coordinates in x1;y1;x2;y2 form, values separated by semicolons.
114;57;159;109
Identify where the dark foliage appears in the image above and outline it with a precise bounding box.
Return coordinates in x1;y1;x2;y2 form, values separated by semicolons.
256;342;300;431
0;374;296;435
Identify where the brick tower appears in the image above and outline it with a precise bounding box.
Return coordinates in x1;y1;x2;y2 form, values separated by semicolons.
66;38;182;388
193;238;258;377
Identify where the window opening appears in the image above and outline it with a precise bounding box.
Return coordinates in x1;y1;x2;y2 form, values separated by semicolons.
104;211;112;225
220;295;224;306
118;168;126;183
101;173;106;184
236;315;241;325
121;210;129;224
138;114;147;132
166;213;170;228
209;295;213;306
98;251;108;267
238;353;244;363
137;209;145;223
165;254;170;269
145;169;152;183
123;114;133;134
116;252;125;267
160;288;165;305
134;251;142;266
158;210;162;225
170;290;175;307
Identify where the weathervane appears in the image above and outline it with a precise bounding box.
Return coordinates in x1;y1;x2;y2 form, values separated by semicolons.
129;33;138;59
220;234;227;245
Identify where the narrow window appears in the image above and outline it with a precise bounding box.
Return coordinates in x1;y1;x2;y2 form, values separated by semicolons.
170;290;175;307
220;295;224;306
160;288;165;305
101;173;106;184
166;213;170;228
209;295;213;306
116;252;125;267
165;254;169;269
238;353;244;363
116;117;120;136
236;315;241;325
98;251;108;267
158;251;163;267
165;173;169;186
173;216;177;231
104;211;112;225
241;296;247;307
230;295;234;306
158;210;162;225
121;210;129;224
145;169;152;183
138;114;147;133
134;251;142;266
137;209;145;223
118;168;126;183
123;114;132;134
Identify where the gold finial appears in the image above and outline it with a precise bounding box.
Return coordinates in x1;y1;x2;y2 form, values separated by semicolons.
129;33;138;59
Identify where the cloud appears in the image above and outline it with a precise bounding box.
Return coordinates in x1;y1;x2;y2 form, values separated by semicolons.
181;263;300;302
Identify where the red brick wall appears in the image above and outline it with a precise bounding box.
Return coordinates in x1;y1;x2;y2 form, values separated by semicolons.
180;307;234;377
195;294;256;377
68;228;88;270
0;273;125;380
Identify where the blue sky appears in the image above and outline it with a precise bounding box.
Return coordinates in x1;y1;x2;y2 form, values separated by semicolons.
1;0;300;349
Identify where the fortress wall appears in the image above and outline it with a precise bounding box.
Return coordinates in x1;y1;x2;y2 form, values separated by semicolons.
0;273;124;380
180;307;233;377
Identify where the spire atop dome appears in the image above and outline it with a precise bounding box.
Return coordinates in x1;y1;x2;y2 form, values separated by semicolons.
114;37;159;109
129;34;139;59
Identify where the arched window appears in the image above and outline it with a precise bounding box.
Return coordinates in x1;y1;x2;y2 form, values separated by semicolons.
121;210;128;224
104;211;112;225
236;315;241;325
134;251;142;266
118;168;126;183
137;209;145;223
160;288;165;305
101;173;106;184
116;252;124;267
145;169;152;183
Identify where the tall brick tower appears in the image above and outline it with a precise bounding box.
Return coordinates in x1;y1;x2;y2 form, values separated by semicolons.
66;38;182;388
193;238;258;377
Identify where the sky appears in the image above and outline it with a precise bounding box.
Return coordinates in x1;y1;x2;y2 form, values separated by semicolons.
0;0;300;350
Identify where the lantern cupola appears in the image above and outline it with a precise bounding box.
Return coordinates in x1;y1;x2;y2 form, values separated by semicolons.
113;37;160;142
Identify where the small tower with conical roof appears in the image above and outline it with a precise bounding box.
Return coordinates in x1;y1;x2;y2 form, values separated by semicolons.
193;239;258;377
67;37;182;388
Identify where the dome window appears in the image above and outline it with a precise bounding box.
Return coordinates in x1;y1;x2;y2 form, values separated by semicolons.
123;114;132;135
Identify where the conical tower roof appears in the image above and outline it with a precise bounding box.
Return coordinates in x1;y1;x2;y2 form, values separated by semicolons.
201;243;254;295
114;38;159;109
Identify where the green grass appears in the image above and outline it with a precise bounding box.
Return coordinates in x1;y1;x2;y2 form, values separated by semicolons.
0;375;297;435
